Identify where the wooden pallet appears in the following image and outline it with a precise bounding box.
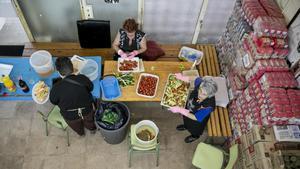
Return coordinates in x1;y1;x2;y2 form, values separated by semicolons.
22;42;232;137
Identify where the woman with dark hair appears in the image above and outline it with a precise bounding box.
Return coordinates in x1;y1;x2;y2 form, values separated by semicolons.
50;57;96;136
169;74;218;143
112;18;147;60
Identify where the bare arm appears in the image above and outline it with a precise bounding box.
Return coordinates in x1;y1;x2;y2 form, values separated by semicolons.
137;36;147;54
112;32;121;53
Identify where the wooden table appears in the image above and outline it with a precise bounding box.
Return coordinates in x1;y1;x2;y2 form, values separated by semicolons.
103;61;193;101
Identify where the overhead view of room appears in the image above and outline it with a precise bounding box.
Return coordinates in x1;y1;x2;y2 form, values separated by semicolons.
0;0;300;169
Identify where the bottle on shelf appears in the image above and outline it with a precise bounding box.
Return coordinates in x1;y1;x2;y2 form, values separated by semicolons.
2;75;16;92
18;78;29;93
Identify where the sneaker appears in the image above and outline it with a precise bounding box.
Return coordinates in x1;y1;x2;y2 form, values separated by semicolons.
176;124;186;131
184;135;199;143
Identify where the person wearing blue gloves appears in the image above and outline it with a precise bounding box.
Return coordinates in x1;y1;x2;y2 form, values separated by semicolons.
168;73;218;143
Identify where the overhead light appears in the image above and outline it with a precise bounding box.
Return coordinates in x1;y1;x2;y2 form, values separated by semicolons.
104;0;119;4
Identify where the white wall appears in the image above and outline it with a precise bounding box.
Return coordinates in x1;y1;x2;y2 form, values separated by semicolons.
197;0;236;43
15;0;236;44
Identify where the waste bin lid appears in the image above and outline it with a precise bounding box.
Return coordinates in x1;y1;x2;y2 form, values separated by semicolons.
100;76;121;100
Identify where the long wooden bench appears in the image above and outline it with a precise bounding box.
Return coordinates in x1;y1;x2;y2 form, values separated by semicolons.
22;43;198;61
22;42;232;138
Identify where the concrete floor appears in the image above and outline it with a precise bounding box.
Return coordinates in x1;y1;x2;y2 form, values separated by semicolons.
0;101;208;169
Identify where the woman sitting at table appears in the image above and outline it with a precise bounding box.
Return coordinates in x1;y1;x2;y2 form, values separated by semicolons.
112;18;147;60
168;74;218;143
50;57;96;136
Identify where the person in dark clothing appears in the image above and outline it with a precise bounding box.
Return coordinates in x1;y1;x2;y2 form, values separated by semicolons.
50;57;96;136
112;18;147;60
169;74;218;143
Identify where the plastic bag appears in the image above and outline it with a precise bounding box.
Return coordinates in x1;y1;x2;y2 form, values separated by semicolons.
95;102;128;130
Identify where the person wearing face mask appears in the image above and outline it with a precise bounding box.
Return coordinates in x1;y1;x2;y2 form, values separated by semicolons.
112;18;147;60
50;57;96;136
168;73;218;143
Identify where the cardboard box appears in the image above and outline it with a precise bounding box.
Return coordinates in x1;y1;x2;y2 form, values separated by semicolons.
248;142;276;161
245;162;255;169
238;134;250;151
244;147;253;166
234;159;247;169
270;150;285;169
253;158;273;169
246;125;276;145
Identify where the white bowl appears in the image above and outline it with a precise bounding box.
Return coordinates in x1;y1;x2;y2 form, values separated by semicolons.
134;120;159;145
32;81;50;104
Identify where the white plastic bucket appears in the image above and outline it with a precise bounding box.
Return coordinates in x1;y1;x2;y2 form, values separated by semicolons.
29;50;54;77
134;120;159;145
80;59;98;81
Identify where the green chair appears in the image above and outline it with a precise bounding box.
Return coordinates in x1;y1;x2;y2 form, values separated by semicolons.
128;125;160;168
192;142;238;169
37;106;70;146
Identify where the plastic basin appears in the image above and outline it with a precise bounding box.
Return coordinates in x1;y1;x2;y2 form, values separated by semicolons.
29;50;54;76
134;120;159;145
80;59;98;81
100;76;121;100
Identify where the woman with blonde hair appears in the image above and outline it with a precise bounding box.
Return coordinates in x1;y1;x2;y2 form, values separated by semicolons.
112;18;147;60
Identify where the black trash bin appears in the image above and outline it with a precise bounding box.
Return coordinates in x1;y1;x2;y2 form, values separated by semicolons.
95;102;130;144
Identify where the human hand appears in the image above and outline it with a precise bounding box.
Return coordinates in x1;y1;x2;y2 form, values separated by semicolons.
168;106;189;116
175;73;189;82
127;50;139;59
118;49;128;59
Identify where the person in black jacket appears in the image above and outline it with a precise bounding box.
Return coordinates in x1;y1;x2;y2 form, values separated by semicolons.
169;74;218;143
50;57;96;136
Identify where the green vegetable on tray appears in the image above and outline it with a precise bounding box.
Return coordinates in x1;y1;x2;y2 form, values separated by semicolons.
114;73;135;87
101;109;120;125
161;74;190;108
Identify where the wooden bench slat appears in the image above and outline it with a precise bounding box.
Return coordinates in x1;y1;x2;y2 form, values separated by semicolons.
208;45;224;137
223;108;232;136
204;46;213;76
211;46;221;75
218;107;228;136
197;45;213;136
205;45;222;137
208;45;217;76
202;46;218;137
199;46;208;76
24;42;81;49
197;46;205;77
208;45;228;137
